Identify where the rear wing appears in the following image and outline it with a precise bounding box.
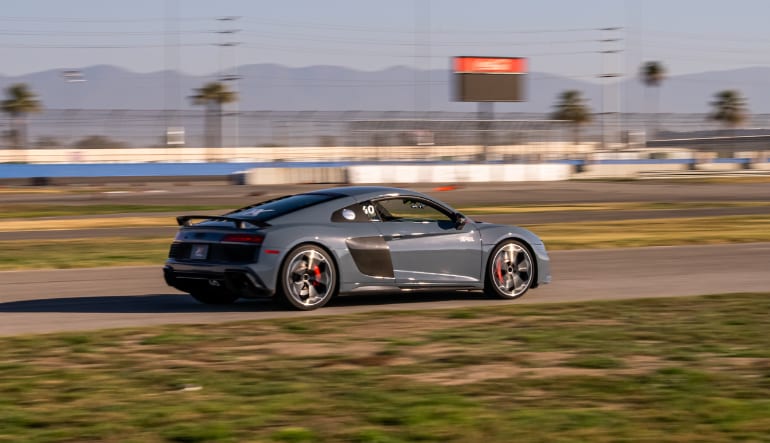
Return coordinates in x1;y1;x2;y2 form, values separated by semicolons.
176;215;268;229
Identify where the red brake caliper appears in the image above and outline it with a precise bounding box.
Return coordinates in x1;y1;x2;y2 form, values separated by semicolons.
496;257;503;282
311;265;321;286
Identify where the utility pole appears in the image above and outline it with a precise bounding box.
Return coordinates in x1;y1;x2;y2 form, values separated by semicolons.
164;0;184;151
598;27;622;151
414;0;432;147
216;16;241;151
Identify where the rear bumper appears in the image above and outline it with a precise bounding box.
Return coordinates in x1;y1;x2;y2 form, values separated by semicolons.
163;264;274;298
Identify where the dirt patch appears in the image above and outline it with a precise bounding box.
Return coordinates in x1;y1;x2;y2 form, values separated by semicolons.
396;353;665;386
337;314;515;341
709;357;769;371
392;362;619;386
260;339;381;360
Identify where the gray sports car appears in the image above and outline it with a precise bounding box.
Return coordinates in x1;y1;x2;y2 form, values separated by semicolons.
164;186;551;310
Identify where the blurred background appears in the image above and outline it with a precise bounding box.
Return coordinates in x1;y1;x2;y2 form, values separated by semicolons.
2;5;769;440
1;0;769;170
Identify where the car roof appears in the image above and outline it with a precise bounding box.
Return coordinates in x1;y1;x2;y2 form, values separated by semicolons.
306;186;458;212
309;186;420;199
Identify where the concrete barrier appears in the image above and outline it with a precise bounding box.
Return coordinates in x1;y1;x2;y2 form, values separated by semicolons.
243;167;347;185
573;162;690;179
695;162;743;172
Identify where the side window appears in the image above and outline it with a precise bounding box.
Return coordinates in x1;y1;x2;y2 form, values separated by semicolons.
374;198;452;223
331;201;380;222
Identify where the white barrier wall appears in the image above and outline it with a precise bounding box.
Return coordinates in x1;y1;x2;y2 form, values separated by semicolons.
342;164;571;183
241;164;571;185
242;162;767;185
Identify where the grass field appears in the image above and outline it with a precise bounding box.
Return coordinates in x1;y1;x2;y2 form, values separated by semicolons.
528;214;770;249
0;204;232;220
0;237;169;269
0;293;767;442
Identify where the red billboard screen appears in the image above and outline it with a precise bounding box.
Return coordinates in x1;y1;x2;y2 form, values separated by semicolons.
454;57;527;74
453;56;527;102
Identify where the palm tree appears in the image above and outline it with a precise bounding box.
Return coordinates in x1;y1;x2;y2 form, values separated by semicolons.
1;83;42;149
551;90;592;145
640;61;666;138
709;90;748;133
191;82;237;149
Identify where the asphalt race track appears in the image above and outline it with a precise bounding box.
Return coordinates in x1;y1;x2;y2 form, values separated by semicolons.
2;180;770;336
1;243;768;336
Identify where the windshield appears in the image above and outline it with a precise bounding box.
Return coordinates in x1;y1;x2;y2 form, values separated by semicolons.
225;192;343;223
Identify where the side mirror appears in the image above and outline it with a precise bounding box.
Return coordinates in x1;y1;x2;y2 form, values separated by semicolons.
453;213;467;230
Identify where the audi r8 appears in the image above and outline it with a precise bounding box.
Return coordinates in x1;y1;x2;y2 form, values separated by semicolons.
163;186;551;310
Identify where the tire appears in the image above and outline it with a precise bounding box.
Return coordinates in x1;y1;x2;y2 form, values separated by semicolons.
484;239;535;300
190;290;239;305
279;244;338;310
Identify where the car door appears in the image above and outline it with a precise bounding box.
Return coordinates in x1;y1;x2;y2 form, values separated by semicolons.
368;196;482;285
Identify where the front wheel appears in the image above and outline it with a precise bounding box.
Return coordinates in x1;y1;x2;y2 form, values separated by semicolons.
485;240;535;300
279;244;338;310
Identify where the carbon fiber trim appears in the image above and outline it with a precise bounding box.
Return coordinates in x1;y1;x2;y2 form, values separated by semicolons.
346;236;394;278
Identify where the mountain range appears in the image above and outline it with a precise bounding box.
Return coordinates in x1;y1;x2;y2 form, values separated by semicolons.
2;64;770;114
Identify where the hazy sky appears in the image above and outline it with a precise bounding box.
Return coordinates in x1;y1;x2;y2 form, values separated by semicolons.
2;0;769;80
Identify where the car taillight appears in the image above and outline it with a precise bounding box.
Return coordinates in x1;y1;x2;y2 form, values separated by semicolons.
222;233;264;244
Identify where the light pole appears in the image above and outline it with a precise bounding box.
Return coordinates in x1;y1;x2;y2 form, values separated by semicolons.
62;70;86;153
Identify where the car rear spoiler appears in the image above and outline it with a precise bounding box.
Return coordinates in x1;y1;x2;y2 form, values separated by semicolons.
176;215;268;229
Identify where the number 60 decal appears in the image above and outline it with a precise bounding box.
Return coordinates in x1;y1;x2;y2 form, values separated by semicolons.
362;204;376;216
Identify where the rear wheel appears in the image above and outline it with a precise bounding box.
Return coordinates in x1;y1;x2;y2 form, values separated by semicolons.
485;239;535;300
190;290;239;305
279;244;337;310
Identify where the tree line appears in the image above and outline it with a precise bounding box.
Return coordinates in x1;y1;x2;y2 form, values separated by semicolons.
551;61;749;143
1;66;752;149
0;81;238;149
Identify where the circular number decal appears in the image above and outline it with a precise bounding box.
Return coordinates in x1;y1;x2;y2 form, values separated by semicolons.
342;208;356;220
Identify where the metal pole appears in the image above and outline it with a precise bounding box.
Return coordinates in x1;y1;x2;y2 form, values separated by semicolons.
478;102;493;161
599;27;622;151
217;16;241;156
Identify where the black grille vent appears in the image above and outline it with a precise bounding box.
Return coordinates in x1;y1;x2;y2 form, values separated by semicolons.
168;242;191;259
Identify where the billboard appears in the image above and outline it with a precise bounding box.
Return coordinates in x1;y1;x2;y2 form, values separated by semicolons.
453;56;527;102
